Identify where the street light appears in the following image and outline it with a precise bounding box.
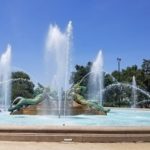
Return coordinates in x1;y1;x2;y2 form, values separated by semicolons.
117;57;121;107
117;58;121;81
117;58;121;71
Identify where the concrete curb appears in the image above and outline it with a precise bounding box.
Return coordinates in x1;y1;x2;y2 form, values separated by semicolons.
0;126;150;142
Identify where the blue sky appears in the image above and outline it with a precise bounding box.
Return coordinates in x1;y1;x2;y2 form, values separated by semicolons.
0;0;150;84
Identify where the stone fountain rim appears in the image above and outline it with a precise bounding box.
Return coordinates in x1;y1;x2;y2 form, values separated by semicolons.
0;125;150;142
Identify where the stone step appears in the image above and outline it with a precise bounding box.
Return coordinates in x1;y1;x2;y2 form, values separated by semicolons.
0;132;150;142
0;126;150;142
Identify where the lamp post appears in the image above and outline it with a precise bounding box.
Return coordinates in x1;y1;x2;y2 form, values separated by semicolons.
117;58;121;81
117;58;121;107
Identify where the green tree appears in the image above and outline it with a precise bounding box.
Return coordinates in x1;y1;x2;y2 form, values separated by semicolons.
71;58;150;108
11;71;35;101
142;59;150;92
70;62;92;86
142;59;150;75
104;73;115;87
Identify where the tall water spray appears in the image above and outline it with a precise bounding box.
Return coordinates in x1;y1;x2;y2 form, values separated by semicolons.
0;45;12;111
132;76;137;108
88;50;104;106
45;21;72;117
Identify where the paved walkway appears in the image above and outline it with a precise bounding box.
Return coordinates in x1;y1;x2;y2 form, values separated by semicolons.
0;142;150;150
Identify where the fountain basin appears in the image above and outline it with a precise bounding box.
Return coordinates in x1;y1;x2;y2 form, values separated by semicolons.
0;108;150;142
1;108;150;126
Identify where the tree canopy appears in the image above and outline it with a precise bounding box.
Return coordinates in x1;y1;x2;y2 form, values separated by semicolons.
11;71;35;101
71;59;150;107
10;59;150;108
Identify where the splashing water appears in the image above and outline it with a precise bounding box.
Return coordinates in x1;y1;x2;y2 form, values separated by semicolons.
104;83;150;101
0;45;12;111
132;76;137;108
88;50;104;106
45;21;72;117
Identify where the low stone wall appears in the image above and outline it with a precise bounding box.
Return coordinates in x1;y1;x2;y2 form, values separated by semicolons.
0;126;150;142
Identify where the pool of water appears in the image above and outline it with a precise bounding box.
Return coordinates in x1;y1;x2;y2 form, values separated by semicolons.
1;108;150;126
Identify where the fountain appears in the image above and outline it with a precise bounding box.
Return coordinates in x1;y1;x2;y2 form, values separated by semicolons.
88;50;104;106
45;21;72;117
132;76;138;108
0;21;150;129
0;45;12;111
0;21;150;144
